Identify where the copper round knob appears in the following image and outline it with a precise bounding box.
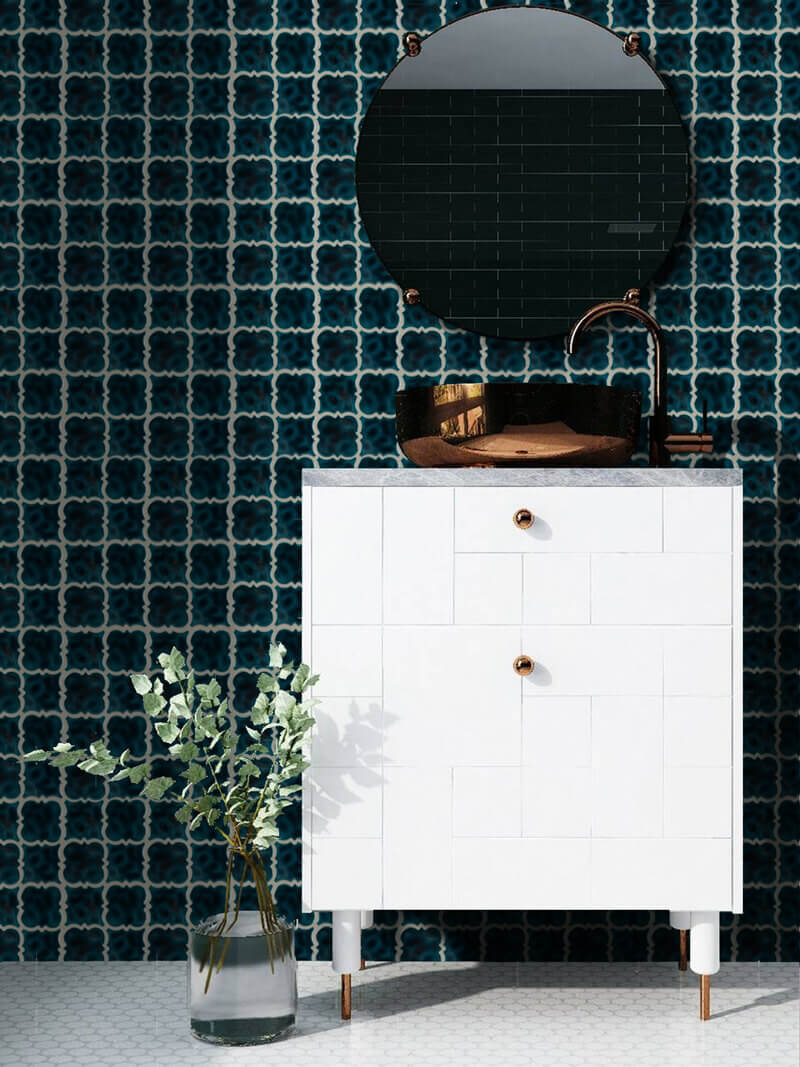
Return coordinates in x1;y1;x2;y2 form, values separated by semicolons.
403;287;421;305
513;655;534;677
513;508;535;530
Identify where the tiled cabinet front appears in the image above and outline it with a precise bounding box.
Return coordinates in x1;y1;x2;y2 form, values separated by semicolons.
302;479;742;920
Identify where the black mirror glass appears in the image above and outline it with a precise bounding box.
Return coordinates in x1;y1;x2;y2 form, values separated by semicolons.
356;7;689;340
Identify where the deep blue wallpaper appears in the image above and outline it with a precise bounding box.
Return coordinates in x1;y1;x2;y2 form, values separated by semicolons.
0;0;797;962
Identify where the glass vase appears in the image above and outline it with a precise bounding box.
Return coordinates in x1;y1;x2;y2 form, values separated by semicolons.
189;910;297;1045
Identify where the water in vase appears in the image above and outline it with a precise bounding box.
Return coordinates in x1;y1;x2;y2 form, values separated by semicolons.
189;910;297;1045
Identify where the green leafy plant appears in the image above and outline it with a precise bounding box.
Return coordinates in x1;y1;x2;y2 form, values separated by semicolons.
24;642;316;990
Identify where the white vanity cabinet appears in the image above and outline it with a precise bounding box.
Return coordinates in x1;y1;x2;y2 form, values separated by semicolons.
302;469;743;1019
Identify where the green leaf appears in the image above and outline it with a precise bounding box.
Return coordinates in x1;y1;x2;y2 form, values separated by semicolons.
193;710;217;739
119;748;131;766
155;720;179;744
53;742;72;754
274;691;296;717
290;664;309;693
128;764;151;784
176;740;199;762
251;695;270;726
197;678;221;706
169;692;190;718
50;749;87;768
268;642;286;669
131;674;152;695
110;767;131;782
141;776;174;801
78;757;117;776
175;804;193;823
257;673;278;694
158;647;186;685
23;750;49;762
142;692;165;717
182;762;206;785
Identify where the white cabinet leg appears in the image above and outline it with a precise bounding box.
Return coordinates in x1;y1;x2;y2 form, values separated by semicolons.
670;911;691;970
689;911;719;1021
332;910;361;1020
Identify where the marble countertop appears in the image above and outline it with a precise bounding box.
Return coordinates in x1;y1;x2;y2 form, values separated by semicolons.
303;467;742;487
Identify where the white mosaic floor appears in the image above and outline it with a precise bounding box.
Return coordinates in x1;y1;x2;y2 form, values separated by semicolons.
0;961;797;1067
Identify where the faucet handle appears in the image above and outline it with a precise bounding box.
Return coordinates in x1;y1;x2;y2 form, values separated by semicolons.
664;398;713;455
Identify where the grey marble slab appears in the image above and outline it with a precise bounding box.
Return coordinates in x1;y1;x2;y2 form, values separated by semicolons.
303;467;742;488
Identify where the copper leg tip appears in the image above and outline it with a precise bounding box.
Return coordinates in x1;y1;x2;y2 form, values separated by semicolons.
679;929;688;971
341;973;352;1020
360;958;366;970
700;974;710;1021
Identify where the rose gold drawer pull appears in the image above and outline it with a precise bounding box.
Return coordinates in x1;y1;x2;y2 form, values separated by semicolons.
513;655;534;676
513;508;535;530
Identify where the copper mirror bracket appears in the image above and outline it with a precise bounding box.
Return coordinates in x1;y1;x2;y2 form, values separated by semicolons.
623;32;641;56
403;287;421;305
403;32;422;57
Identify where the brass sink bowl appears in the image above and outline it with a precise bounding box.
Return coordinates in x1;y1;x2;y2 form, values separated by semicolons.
396;382;641;467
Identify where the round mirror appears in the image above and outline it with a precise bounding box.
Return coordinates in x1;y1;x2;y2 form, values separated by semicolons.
355;7;689;340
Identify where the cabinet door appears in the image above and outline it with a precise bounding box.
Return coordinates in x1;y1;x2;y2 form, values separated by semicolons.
591;696;663;838
311;487;381;624
384;487;453;624
383;625;521;766
384;766;452;908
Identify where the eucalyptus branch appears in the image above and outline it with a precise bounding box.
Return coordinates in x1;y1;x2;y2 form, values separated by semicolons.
23;641;317;990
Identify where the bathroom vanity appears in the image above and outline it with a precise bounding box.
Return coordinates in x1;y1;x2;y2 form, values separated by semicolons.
302;468;743;1020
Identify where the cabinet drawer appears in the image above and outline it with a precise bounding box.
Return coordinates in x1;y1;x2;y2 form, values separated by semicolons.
454;487;662;553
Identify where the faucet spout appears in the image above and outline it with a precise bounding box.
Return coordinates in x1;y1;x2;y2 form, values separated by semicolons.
566;288;669;466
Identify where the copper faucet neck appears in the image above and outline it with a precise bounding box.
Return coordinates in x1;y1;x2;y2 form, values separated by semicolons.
566;292;668;466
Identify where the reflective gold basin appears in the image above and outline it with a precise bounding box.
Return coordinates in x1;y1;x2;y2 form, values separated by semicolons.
396;382;641;467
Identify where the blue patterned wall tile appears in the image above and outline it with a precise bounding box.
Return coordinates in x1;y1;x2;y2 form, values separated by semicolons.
0;0;796;963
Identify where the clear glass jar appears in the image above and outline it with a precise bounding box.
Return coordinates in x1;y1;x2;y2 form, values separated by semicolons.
189;910;297;1045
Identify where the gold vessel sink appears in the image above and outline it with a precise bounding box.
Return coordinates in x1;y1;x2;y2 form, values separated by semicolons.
395;382;642;467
